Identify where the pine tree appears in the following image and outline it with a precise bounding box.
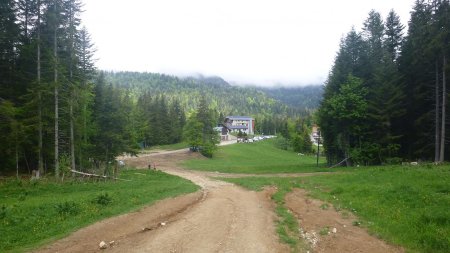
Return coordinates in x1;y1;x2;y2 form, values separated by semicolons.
184;95;219;157
385;10;405;62
76;27;96;170
319;29;367;165
363;10;385;59
319;75;368;165
91;74;133;173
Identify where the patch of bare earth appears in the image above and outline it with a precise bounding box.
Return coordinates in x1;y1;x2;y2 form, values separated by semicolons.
285;188;404;253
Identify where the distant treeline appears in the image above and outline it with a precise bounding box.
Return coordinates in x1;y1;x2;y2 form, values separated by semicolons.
319;1;450;165
103;71;320;118
260;86;323;112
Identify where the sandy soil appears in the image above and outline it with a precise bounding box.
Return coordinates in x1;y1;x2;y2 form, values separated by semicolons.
285;188;404;253
35;148;403;253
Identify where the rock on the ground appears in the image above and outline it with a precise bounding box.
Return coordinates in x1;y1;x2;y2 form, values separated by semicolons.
99;241;108;249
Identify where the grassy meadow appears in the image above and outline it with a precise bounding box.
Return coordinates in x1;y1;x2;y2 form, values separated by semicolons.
0;169;199;252
223;166;450;253
183;139;330;173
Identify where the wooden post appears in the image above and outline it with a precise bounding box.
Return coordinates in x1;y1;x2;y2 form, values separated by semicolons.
316;130;320;167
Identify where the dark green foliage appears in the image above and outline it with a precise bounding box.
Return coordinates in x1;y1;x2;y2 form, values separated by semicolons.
291;130;313;154
319;2;450;165
103;71;315;118
91;74;132;167
200;143;217;158
255;116;290;135
274;136;289;150
183;117;204;150
0;205;7;219
319;75;369;165
92;193;112;206
55;201;80;217
260;86;323;113
0;0;20;101
385;9;404;62
184;95;219;157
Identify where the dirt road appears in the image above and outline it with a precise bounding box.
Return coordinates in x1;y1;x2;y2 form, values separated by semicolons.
36;149;288;253
36;149;403;253
115;149;289;252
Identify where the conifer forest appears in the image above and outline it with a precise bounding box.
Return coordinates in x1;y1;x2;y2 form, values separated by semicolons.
319;1;450;166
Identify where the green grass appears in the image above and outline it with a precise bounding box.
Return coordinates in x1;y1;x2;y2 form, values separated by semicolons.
183;140;330;174
0;169;199;252
301;165;450;253
222;165;450;253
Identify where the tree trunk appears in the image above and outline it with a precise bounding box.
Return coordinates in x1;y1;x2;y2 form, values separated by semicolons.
82;103;87;170
70;102;75;172
24;1;29;41
104;146;109;176
37;0;43;177
16;143;19;180
440;55;447;163
69;2;76;173
54;3;59;178
435;60;440;163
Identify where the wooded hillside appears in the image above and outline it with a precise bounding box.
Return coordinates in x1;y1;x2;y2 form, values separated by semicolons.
103;71;321;117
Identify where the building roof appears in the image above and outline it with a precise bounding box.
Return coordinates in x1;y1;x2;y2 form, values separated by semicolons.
225;116;253;120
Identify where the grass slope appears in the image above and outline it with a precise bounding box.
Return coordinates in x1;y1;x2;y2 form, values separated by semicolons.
0;169;199;252
223;166;450;253
183;140;328;174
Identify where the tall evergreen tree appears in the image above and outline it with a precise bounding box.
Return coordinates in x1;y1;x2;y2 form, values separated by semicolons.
385;10;405;62
399;0;435;158
319;75;368;165
0;0;20;101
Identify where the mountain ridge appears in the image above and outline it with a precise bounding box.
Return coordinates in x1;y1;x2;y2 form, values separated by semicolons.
103;71;323;117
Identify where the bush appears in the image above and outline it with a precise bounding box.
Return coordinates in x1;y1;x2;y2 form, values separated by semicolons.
93;192;112;206
200;143;216;158
0;205;7;219
274;136;289;150
385;157;402;165
55;201;80;216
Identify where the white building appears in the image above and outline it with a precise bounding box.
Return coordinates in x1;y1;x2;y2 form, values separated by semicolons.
224;116;255;135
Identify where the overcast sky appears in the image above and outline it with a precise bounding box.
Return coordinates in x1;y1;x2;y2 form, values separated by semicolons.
81;0;414;86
